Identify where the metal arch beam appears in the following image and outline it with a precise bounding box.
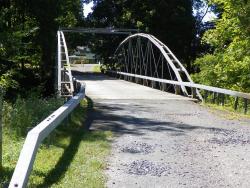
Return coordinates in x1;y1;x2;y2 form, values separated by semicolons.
56;28;201;99
57;31;74;97
56;27;139;97
60;31;74;93
149;35;194;87
114;33;201;99
115;34;182;81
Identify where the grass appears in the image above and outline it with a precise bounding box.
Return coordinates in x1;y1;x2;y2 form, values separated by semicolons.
1;98;112;187
2;95;64;137
92;65;101;73
201;102;250;120
197;91;250;119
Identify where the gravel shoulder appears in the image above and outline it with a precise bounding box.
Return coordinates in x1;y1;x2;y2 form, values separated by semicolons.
75;71;250;188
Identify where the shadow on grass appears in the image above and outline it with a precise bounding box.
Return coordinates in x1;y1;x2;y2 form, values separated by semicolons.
0;167;13;187
34;97;106;188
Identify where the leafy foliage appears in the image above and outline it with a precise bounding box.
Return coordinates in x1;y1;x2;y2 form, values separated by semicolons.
3;94;64;137
193;0;250;92
1;99;112;187
0;0;84;97
87;0;196;71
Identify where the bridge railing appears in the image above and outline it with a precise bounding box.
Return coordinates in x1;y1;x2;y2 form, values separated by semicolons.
107;71;250;114
8;79;85;188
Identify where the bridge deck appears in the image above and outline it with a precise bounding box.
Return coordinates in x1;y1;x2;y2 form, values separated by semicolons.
79;74;195;100
72;65;250;188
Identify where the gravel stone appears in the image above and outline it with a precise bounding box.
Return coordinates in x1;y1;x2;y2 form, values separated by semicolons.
121;142;155;154
208;129;250;145
126;160;170;177
78;71;250;188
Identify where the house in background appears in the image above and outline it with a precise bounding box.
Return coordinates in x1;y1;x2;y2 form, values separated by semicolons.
70;46;97;64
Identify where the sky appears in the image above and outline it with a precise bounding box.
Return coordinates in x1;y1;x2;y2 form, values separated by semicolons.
203;12;217;22
83;1;216;22
83;2;94;17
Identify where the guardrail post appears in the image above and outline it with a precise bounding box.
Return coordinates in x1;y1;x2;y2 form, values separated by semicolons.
244;99;248;114
191;87;197;98
221;94;225;106
138;78;142;84
135;77;139;84
212;92;217;104
152;81;156;89
162;83;167;91
234;97;239;111
128;76;130;81
203;90;208;103
175;85;181;95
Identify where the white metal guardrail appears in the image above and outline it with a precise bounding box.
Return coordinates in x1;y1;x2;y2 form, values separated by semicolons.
108;71;250;113
8;80;85;188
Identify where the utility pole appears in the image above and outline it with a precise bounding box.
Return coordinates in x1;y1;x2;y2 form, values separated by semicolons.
0;88;3;170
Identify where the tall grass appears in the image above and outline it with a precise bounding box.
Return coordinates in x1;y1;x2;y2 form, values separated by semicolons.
200;91;249;115
3;95;64;138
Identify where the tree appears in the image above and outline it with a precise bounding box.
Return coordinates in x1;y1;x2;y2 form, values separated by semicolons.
87;0;196;71
193;0;250;92
0;0;84;97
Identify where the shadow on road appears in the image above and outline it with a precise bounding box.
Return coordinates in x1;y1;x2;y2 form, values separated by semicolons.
35;97;110;187
85;97;230;137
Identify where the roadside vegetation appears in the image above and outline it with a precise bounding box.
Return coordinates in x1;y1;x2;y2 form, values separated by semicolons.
201;96;250;118
198;90;249;115
193;0;250;93
204;103;250;120
1;98;112;187
92;65;101;73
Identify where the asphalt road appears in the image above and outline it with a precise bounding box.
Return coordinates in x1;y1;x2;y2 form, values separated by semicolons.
73;65;250;188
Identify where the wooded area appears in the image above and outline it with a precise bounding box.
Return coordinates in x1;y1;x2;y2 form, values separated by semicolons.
0;0;84;98
0;0;249;98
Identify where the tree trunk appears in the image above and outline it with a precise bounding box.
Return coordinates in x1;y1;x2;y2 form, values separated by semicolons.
0;89;3;171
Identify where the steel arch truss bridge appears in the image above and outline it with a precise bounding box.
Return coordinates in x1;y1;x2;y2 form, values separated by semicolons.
112;33;197;97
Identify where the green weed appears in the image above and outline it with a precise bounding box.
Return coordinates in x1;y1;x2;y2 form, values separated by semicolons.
2;95;64;137
1;98;112;188
92;65;101;73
